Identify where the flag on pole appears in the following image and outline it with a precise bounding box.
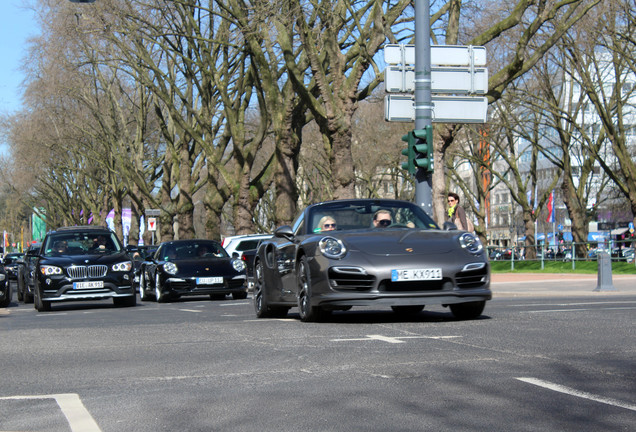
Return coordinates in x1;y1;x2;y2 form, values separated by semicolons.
122;208;132;247
139;216;145;246
106;209;116;231
546;190;555;223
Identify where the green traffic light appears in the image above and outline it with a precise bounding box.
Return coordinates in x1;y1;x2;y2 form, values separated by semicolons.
400;127;434;174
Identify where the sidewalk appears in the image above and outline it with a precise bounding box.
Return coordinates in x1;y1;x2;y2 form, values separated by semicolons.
491;272;636;298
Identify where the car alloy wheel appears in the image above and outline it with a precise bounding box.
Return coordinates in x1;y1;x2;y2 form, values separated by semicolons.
139;271;148;301
297;256;327;322
155;273;166;303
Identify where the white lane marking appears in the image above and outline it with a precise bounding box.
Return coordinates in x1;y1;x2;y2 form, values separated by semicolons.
510;301;636;307
0;393;102;431
220;302;250;307
331;335;461;344
517;378;636;412
178;309;202;313
525;307;636;313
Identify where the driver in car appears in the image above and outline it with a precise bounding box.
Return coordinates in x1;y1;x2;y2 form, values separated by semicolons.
372;209;392;228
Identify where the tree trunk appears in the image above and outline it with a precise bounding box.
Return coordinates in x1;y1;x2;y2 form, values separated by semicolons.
330;124;356;200
274;132;301;226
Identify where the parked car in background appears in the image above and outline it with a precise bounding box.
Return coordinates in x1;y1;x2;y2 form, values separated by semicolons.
139;239;247;302
126;245;158;288
241;248;257;289
222;234;272;258
19;243;41;304
0;264;9;307
3;252;25;300
34;227;136;312
3;252;24;282
253;198;491;322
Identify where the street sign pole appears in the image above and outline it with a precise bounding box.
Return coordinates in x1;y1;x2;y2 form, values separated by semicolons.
414;0;433;213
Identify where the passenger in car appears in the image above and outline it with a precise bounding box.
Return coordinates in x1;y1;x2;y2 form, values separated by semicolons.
316;216;337;232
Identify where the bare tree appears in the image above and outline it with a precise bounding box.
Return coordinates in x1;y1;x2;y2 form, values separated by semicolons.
562;0;636;230
432;0;601;225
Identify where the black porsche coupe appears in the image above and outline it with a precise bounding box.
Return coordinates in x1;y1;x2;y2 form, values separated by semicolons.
139;239;247;302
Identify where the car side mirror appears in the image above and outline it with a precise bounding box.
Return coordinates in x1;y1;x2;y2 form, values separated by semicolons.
443;221;458;231
274;225;294;240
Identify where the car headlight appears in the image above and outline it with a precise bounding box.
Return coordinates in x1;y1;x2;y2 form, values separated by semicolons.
163;262;178;275
0;274;5;281
459;233;483;254
112;261;133;272
40;265;63;276
232;259;246;272
319;237;347;259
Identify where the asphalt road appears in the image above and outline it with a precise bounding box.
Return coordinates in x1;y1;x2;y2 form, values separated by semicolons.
1;278;635;432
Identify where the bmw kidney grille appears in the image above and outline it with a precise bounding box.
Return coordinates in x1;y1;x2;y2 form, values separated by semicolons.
67;265;108;279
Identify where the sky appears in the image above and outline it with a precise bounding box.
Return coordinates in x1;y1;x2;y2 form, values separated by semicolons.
0;1;39;116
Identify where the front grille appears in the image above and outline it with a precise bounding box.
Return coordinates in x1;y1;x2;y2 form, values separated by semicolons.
67;265;108;279
328;267;376;291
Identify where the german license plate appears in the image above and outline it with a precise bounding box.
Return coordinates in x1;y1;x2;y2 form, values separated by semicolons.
73;281;104;289
391;268;442;281
196;277;223;285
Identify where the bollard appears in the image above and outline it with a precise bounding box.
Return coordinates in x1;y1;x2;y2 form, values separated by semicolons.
594;251;616;291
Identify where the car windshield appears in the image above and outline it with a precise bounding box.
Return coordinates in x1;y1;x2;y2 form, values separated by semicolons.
42;231;122;257
308;200;439;233
159;241;228;261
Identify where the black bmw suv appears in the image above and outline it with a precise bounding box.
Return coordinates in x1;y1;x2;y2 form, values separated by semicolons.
34;226;136;312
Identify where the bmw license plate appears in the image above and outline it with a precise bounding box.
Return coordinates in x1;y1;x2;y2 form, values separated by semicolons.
73;281;104;289
196;277;223;285
391;268;442;281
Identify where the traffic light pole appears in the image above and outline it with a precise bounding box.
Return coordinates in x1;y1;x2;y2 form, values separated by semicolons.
414;0;433;213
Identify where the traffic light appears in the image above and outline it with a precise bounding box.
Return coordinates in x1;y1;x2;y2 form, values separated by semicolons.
401;126;433;175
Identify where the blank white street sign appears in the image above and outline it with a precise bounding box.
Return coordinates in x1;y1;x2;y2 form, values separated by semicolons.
431;96;488;123
384;44;487;67
384;94;415;122
385;94;488;123
386;66;488;94
432;67;488;94
385;65;415;93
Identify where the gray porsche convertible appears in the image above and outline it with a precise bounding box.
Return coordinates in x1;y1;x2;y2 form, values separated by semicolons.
253;199;491;322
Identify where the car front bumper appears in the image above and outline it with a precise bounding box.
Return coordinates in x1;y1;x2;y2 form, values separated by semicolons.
40;282;135;302
163;276;247;297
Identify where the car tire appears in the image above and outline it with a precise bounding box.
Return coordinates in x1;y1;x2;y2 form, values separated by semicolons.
0;286;10;308
391;305;424;315
24;288;34;304
253;260;288;319
34;288;51;312
16;280;24;302
155;273;167;303
297;256;328;322
139;271;148;301
232;291;248;300
114;295;137;307
449;301;485;320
